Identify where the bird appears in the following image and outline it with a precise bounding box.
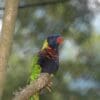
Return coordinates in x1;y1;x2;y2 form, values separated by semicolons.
29;34;63;100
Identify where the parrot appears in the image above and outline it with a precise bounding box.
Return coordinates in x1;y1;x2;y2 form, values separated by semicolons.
29;34;63;100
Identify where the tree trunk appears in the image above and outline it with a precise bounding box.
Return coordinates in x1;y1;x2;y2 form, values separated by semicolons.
0;0;19;99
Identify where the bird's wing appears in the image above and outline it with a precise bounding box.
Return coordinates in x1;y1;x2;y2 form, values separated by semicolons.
30;55;41;82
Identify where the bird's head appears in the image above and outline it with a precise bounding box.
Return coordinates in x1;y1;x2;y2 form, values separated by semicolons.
42;34;63;50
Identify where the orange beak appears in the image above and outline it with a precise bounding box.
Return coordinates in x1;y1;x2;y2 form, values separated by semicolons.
57;36;63;45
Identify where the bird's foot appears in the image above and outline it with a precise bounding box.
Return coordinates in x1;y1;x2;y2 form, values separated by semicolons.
46;74;54;92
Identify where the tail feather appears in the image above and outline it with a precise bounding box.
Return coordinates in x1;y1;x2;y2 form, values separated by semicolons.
30;92;39;100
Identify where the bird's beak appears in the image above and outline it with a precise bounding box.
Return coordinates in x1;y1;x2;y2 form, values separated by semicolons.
57;36;63;45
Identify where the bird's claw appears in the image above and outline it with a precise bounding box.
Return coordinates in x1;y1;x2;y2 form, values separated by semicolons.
46;81;53;92
46;86;52;92
46;74;54;92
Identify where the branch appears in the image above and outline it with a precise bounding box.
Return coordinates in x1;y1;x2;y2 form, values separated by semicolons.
0;0;67;10
13;73;51;100
19;0;67;8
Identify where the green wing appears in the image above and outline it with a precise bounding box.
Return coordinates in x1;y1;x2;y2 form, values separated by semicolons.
30;55;41;82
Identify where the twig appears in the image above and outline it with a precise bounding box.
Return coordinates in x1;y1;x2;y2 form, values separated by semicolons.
0;0;67;10
13;73;51;100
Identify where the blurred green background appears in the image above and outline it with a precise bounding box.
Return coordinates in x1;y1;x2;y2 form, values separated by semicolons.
0;0;100;100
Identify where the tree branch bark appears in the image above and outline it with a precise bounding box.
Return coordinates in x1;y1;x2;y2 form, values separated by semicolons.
0;0;19;99
13;73;51;100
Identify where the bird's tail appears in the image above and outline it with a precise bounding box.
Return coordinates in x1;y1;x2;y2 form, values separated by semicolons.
30;92;39;100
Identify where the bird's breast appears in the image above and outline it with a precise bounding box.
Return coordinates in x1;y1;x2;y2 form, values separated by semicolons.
39;57;59;74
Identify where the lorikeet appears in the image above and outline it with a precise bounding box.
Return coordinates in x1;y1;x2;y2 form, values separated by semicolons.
30;34;63;100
